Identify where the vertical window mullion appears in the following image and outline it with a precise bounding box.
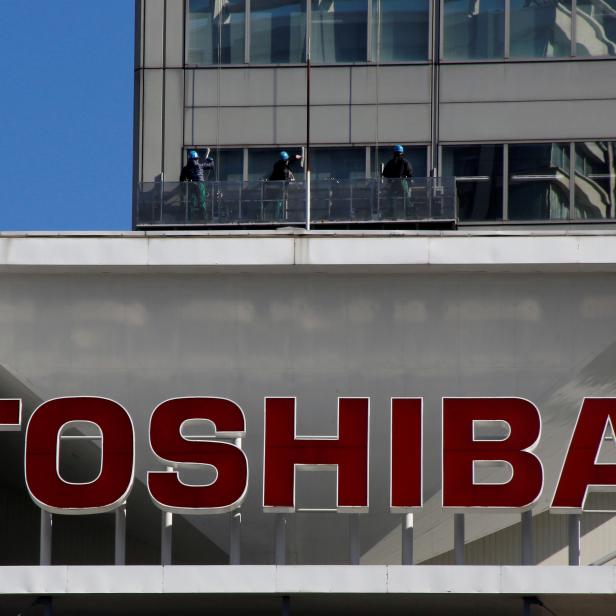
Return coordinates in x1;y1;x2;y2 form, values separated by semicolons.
245;0;251;64
367;0;373;62
504;0;511;59
503;143;509;221
243;148;249;182
569;141;576;220
365;146;371;179
571;0;577;58
439;0;444;61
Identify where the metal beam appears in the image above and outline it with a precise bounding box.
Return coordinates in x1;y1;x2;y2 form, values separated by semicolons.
39;511;52;566
401;513;414;565
454;513;465;565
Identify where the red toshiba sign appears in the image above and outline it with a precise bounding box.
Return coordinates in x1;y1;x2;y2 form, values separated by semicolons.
1;396;615;515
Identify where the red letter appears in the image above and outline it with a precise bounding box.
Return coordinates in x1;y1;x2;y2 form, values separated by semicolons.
25;397;134;514
390;398;422;511
552;398;616;512
0;399;21;430
443;398;543;509
148;398;248;514
263;397;369;512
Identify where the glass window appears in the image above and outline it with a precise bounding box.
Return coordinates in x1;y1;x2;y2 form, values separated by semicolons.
510;0;572;58
372;0;429;62
443;0;505;59
184;148;244;181
443;145;503;221
508;143;570;220
311;147;366;180
251;0;306;63
371;146;428;178
574;142;616;219
248;148;304;180
312;0;368;63
187;0;246;65
576;0;616;56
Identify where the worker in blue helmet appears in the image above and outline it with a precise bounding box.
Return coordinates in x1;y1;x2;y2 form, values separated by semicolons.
382;145;413;180
381;145;413;219
269;150;302;182
180;148;215;219
267;150;303;221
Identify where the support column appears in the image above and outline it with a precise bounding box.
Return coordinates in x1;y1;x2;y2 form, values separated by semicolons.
282;595;291;616
521;511;533;566
454;513;465;565
39;510;52;566
230;511;241;565
401;513;414;565
115;504;127;566
568;514;581;566
349;514;360;565
275;514;286;565
161;510;173;565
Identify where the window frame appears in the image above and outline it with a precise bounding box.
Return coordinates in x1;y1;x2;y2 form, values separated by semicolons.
184;0;433;66
439;0;616;63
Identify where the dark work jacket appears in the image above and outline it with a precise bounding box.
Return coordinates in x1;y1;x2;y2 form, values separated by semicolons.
269;160;295;182
382;156;413;179
180;158;215;182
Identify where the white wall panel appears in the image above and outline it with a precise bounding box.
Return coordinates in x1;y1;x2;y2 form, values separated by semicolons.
163;69;184;180
165;0;185;67
440;61;616;103
440;99;616;143
143;0;165;68
142;69;164;181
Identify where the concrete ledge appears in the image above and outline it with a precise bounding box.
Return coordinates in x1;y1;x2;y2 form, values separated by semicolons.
1;232;616;272
0;566;613;595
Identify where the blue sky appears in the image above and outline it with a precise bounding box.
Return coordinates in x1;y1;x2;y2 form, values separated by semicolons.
0;1;134;230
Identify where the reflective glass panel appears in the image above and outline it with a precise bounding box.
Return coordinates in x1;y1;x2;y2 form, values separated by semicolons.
371;146;428;178
574;142;616;219
372;0;429;61
311;147;366;180
251;0;306;63
576;0;616;56
508;143;570;220
184;148;244;181
312;0;368;63
248;148;304;180
510;0;572;58
443;0;505;59
443;145;503;221
187;0;245;65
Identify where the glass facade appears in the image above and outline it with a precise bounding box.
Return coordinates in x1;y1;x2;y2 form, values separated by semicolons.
508;143;570;220
443;145;503;221
251;0;306;64
371;0;430;62
576;0;616;56
187;0;616;64
574;142;616;219
248;148;304;180
510;0;572;58
443;0;505;60
311;0;368;63
311;148;366;180
187;0;245;64
371;146;428;179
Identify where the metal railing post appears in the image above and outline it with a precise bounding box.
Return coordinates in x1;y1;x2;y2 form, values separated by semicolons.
115;504;127;566
40;510;52;566
306;171;312;230
229;436;242;565
161;466;173;565
402;513;414;565
454;513;465;565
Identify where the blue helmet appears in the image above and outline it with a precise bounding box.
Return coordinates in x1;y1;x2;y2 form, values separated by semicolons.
280;151;290;161
393;145;404;154
188;150;199;159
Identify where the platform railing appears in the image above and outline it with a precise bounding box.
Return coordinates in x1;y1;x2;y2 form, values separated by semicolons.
135;177;457;228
